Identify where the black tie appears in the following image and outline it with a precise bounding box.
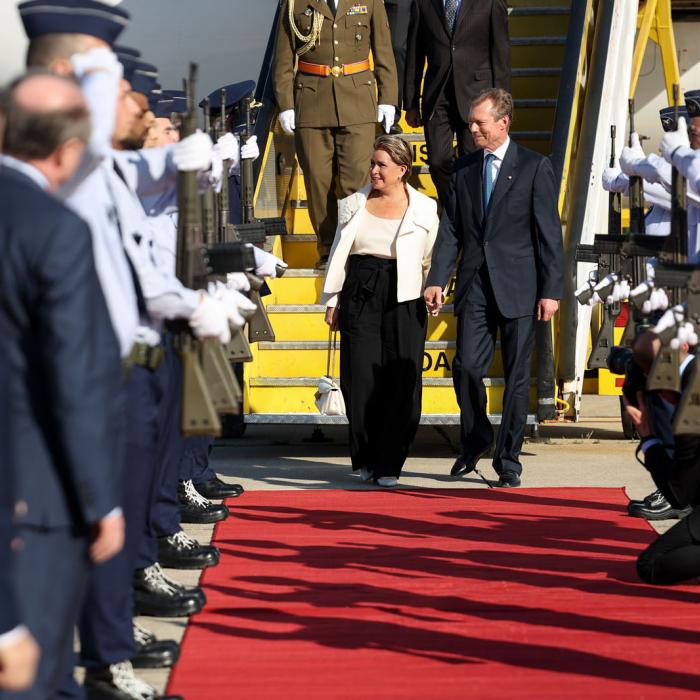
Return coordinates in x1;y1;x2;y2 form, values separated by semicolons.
445;0;458;32
327;0;336;14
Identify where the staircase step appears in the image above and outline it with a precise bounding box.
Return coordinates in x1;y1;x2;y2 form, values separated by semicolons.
509;9;569;36
243;413;538;426
246;376;537;415
509;6;571;14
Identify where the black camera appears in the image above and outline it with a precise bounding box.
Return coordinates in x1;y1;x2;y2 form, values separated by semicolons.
607;346;646;408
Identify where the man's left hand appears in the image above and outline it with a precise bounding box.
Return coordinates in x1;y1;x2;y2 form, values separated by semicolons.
537;298;559;322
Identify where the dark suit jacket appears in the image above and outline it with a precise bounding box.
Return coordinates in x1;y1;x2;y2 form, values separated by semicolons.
0;165;123;530
0;311;18;635
426;141;564;318
404;0;511;122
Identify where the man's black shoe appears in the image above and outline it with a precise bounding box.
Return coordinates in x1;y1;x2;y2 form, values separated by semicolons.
194;476;244;499
158;530;220;569
450;445;492;477
627;489;661;512
85;660;183;699
131;622;179;669
389;121;403;134
178;479;229;524
496;471;521;488
628;491;692;520
133;564;203;617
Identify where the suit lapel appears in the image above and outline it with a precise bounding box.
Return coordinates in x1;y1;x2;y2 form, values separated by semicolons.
466;152;484;228
453;0;477;35
485;141;518;232
431;0;451;37
311;0;335;21
334;0;353;21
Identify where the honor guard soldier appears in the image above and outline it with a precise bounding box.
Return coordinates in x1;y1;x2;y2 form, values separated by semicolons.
273;0;398;267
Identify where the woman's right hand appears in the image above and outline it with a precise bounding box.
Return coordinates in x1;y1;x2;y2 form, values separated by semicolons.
325;306;339;331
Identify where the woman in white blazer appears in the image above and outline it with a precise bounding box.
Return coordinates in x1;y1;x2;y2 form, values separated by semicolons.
322;135;439;487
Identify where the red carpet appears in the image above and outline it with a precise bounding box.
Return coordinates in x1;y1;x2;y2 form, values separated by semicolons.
167;488;700;699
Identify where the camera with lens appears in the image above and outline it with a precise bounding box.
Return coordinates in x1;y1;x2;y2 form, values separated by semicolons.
607;346;646;407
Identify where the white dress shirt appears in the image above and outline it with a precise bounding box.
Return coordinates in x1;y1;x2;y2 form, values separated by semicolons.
483;136;511;187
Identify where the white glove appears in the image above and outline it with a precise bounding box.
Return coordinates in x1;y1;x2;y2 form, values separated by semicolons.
653;305;685;335
661;117;690;163
594;272;618;294
279;109;295;135
241;135;259;161
214;132;240;162
575;281;594;298
226;272;251;292
208;281;254;328
642;287;669;315
173;130;214;172
672;321;699;348
587;291;603;307
189;293;231;344
204;148;224;193
646;262;656;281
70;47;122;80
606;280;630;304
377;104;396;134
253;247;287;278
602;166;628;193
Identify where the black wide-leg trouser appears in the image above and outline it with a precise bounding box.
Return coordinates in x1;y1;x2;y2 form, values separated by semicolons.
339;255;427;478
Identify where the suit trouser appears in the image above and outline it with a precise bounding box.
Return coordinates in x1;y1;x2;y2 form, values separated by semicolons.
295;123;376;257
135;337;183;569
384;0;414;109
0;528;88;700
179;436;216;484
637;508;700;584
453;267;535;476
424;78;474;206
76;365;159;671
339;256;426;478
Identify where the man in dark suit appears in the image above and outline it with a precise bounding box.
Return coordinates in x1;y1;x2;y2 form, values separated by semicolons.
0;71;124;698
405;0;511;205
424;89;563;487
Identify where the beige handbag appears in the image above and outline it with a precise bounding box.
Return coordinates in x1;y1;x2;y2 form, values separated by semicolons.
314;330;346;416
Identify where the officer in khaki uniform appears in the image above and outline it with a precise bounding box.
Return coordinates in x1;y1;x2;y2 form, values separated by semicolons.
273;0;398;265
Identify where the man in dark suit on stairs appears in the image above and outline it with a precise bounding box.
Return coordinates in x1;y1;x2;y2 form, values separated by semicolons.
404;0;511;206
424;89;563;487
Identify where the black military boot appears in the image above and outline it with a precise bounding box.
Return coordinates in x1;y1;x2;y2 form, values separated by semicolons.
131;622;179;669
158;530;220;569
194;475;244;499
85;660;183;699
133;564;204;617
628;490;692;520
178;479;229;524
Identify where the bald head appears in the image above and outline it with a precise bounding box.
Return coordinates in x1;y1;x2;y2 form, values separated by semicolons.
1;70;91;189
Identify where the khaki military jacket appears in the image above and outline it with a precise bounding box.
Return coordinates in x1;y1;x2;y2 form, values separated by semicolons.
273;0;398;128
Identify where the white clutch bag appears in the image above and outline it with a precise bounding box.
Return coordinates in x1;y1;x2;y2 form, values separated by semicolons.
314;330;346;416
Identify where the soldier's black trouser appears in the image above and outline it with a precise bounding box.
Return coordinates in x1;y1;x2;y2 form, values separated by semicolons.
76;365;160;671
385;0;415;109
179;436;216;484
339;255;426;478
637;507;700;584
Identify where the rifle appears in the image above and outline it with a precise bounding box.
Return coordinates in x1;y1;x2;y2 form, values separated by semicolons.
647;84;688;393
628;100;646;235
175;64;253;433
652;262;700;434
609;125;622;236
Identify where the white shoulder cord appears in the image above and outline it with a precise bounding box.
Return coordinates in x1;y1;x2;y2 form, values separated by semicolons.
287;1;324;56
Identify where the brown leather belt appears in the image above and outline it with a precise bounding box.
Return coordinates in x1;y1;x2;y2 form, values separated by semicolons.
298;58;370;78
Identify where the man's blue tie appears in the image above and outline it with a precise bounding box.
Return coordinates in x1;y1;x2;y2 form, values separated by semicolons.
444;0;458;32
483;152;496;214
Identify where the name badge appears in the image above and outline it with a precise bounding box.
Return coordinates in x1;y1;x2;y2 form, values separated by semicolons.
348;3;368;14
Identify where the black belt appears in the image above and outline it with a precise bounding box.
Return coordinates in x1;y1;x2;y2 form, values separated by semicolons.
124;342;164;371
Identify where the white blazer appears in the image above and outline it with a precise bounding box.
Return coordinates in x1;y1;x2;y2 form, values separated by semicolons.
321;184;440;307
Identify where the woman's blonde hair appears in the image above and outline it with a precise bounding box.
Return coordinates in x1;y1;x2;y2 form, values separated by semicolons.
373;134;413;182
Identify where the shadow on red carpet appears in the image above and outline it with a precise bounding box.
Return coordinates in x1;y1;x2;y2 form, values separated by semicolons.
167;488;700;699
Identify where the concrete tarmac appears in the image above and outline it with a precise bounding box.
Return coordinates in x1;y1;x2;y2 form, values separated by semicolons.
132;396;681;694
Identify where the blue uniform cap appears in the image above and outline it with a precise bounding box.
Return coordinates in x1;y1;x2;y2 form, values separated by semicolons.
161;89;185;99
199;80;256;112
118;56;159;96
685;90;700;118
154;100;174;119
19;0;129;44
113;44;140;59
170;96;188;114
659;105;689;132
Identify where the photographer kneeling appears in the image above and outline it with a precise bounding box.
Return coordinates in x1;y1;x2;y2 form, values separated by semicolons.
623;331;700;585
